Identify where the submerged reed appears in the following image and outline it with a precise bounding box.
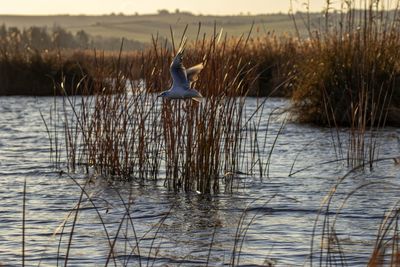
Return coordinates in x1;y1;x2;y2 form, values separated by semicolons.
19;161;400;266
310;158;400;266
19;172;276;266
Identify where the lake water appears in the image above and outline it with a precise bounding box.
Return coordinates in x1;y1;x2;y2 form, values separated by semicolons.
1;96;400;266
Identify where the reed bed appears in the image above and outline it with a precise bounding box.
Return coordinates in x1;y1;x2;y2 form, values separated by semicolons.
0;46;97;95
290;1;400;167
0;23;296;97
56;28;280;194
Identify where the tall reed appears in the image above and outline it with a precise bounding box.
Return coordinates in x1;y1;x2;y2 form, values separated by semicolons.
58;28;274;194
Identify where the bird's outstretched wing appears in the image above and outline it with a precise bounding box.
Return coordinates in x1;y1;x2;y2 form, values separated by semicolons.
170;52;189;89
186;63;204;83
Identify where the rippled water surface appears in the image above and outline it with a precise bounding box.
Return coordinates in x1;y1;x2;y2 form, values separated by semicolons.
1;96;400;266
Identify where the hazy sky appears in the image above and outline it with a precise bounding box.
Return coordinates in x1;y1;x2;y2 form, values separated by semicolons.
0;0;336;15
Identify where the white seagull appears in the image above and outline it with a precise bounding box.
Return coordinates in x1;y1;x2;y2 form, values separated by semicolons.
158;48;204;101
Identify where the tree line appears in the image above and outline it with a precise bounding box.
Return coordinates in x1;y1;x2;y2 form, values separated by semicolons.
0;24;145;52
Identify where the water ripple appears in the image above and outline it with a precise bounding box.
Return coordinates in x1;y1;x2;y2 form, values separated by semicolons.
0;97;399;266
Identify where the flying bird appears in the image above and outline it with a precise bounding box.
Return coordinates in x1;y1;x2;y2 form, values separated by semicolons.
158;48;203;101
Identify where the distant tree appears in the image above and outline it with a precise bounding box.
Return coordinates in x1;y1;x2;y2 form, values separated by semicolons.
0;24;146;52
7;27;22;48
0;24;8;51
25;26;51;51
52;26;77;49
8;27;21;37
0;24;6;39
157;9;170;15
76;30;89;48
179;11;193;16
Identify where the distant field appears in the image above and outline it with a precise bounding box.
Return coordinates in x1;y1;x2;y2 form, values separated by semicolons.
0;12;320;43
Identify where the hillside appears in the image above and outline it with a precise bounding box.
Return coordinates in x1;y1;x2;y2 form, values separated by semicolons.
0;12;319;44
